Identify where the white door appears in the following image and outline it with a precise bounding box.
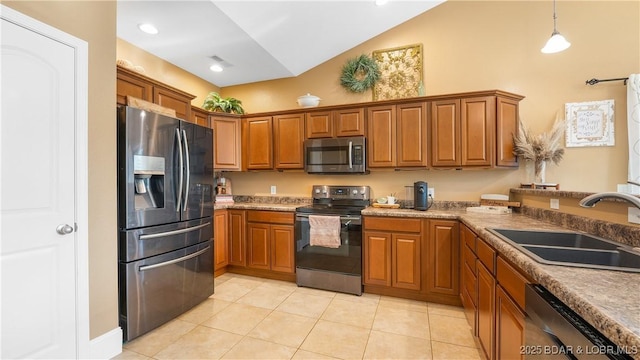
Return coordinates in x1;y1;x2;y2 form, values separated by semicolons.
1;6;88;359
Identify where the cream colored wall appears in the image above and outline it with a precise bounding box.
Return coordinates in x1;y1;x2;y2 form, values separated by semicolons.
222;0;640;197
117;38;220;106
3;1;118;339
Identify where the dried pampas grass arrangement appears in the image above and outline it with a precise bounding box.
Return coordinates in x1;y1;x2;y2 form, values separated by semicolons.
513;119;565;182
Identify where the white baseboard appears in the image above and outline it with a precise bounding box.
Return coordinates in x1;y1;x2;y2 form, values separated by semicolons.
88;327;122;359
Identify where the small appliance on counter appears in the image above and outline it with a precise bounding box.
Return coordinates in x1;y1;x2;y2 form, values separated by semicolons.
414;181;431;211
215;174;233;204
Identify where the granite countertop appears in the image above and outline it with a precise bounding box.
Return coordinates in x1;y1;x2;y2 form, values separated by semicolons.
362;207;640;355
212;199;639;353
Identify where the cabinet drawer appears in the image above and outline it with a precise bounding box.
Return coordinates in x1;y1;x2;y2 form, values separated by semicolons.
464;244;476;272
460;224;477;253
463;261;477;306
364;217;421;232
476;238;496;274
496;256;529;309
247;210;294;225
461;285;477;335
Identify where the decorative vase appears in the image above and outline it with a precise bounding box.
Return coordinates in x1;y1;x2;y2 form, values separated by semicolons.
534;160;547;183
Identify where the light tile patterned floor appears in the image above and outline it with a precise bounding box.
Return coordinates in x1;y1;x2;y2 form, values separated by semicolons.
114;273;481;360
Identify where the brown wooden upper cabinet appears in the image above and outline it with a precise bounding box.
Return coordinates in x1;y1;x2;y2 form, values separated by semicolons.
367;102;428;168
116;66;195;121
431;92;522;168
243;113;305;170
305;107;365;139
243;116;274;170
190;106;210;127
273;113;305;169
211;114;242;171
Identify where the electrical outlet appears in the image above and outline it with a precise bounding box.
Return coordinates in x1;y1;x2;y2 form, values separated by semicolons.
428;187;435;199
550;198;560;209
629;207;640;224
270;185;276;195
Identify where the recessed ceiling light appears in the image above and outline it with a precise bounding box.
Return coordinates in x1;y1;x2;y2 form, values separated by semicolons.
138;23;158;35
375;0;389;6
209;64;223;72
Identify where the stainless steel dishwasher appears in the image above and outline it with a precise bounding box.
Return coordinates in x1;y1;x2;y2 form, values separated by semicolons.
525;284;635;359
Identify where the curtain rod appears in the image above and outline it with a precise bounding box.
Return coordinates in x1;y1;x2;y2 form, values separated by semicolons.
585;77;629;86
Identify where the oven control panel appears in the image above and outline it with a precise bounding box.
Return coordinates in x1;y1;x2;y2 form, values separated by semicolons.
311;185;370;200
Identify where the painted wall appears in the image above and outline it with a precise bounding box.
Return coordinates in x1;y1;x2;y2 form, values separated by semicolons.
3;1;118;339
220;1;640;198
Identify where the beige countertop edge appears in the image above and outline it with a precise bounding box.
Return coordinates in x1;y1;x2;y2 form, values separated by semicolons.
212;203;640;351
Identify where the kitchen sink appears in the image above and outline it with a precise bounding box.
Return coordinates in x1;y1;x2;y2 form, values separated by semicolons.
487;228;640;273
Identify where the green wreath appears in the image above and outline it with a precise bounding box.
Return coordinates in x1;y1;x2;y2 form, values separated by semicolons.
340;54;381;93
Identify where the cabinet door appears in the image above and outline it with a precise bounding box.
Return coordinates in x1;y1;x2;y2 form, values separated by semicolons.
367;105;396;168
270;225;295;273
392;233;421;290
212;116;242;171
191;107;210;127
214;210;228;271
363;231;392;286
153;86;192;121
397;102;428;167
305;111;333;138
461;97;494;167
427;220;460;296
335;108;365;137
247;222;270;270
116;70;153;105
431;99;461;167
243;116;273;170
274;113;305;169
477;261;496;360
496;286;525;360
228;210;246;266
496;96;520;167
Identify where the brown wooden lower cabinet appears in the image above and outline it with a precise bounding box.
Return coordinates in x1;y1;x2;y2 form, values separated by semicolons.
246;211;295;274
363;217;460;304
477;261;496;360
459;223;530;360
228;210;246;267
496;285;525;360
214;210;228;274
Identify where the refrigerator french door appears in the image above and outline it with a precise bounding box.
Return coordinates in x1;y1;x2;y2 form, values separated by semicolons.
117;106;215;341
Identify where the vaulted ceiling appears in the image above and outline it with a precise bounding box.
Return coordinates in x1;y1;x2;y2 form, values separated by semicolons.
117;1;445;87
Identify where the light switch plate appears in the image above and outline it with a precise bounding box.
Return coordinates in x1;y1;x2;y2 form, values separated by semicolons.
629;207;640;224
550;198;560;209
428;187;435;199
270;185;276;195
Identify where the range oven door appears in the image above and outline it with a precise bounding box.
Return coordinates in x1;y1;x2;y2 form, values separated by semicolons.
295;213;362;275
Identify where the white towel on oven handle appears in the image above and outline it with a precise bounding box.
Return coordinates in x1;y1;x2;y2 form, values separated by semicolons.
309;214;341;248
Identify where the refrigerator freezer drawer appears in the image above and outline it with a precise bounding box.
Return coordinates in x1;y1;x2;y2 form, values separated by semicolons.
119;240;213;342
119;217;212;262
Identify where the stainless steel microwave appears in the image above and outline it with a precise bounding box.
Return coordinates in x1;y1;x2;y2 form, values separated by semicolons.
304;136;367;174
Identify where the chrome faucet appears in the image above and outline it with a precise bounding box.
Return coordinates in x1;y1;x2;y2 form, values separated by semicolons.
579;181;640;210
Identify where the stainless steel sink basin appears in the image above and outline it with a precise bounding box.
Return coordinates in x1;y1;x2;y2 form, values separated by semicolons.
487;228;640;273
489;229;620;250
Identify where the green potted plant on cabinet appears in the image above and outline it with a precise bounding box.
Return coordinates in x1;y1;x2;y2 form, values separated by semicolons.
202;92;245;114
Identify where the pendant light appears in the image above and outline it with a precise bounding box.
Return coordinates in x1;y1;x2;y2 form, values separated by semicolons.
541;0;571;54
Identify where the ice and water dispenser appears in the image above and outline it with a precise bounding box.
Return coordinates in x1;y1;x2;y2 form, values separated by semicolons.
133;155;165;209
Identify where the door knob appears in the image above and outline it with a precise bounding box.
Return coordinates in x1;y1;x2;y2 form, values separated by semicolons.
56;224;74;235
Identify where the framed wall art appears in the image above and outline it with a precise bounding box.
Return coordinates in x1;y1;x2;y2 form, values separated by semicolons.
372;44;423;101
565;99;615;147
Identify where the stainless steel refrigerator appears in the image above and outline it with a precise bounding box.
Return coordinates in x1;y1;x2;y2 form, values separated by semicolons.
117;106;214;341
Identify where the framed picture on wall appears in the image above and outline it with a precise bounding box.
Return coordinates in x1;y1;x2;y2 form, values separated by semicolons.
565;99;615;147
372;44;423;101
